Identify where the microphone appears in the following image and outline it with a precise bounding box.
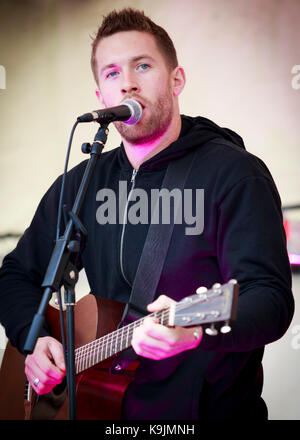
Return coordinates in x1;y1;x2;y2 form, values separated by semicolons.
77;98;143;125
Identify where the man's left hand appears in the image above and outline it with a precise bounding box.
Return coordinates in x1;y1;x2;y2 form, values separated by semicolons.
131;295;203;360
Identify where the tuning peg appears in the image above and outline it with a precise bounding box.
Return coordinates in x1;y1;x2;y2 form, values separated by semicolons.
196;286;207;294
212;283;222;294
220;320;231;334
205;323;218;336
228;279;238;285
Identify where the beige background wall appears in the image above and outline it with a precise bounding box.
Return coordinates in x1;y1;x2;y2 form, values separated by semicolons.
0;0;299;420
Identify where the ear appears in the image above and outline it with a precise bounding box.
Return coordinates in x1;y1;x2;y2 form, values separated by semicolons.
172;66;186;97
95;89;105;108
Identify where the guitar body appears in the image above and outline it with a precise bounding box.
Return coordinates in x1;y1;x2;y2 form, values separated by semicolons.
0;340;27;419
0;281;238;420
0;294;139;420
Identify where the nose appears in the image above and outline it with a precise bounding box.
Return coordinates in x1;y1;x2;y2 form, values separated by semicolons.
121;69;140;95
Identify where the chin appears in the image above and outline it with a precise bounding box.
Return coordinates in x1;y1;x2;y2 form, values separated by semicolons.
115;113;171;145
118;125;164;145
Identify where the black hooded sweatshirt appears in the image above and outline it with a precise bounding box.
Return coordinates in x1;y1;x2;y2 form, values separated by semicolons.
0;115;294;420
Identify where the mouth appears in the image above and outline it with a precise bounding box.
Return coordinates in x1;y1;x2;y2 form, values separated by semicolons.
125;97;145;109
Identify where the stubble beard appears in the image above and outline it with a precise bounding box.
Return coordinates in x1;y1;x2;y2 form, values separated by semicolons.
114;91;174;145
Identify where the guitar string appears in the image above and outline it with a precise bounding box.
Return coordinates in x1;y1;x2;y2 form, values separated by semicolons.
75;303;178;357
74;309;168;371
74;292;224;371
74;300;196;371
74;292;225;369
75;289;223;360
75;302;195;361
74;297;196;361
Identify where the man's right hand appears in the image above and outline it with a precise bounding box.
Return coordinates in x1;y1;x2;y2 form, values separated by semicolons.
25;336;66;395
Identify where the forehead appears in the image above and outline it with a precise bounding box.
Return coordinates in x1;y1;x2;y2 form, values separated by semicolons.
94;30;166;69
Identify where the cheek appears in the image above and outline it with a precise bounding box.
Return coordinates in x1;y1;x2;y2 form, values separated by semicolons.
98;82;121;107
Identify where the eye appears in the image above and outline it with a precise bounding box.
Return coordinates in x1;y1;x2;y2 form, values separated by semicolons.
106;71;119;79
137;63;150;71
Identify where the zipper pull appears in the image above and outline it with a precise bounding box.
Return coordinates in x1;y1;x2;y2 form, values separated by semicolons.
131;168;138;183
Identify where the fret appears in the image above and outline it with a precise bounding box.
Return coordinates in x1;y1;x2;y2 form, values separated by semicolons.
104;336;108;360
126;324;130;348
110;333;113;358
73;306;173;374
95;344;98;364
77;350;80;373
75;350;79;374
120;325;124;353
78;348;82;372
112;333;116;356
75;349;80;374
83;349;86;371
112;332;116;355
85;348;89;370
77;349;82;373
91;346;94;367
91;343;95;367
90;343;94;369
100;341;104;362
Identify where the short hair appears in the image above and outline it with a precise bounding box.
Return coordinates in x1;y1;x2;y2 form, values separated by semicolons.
91;8;178;84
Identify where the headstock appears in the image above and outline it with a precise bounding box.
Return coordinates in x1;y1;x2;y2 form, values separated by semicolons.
170;279;239;335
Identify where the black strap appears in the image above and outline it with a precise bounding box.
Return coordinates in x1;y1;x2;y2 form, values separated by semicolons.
110;149;197;372
120;148;197;326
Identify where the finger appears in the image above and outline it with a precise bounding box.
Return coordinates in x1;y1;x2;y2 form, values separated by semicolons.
147;295;176;312
25;357;63;395
28;374;57;395
47;338;66;373
24;337;65;394
132;320;172;356
135;318;203;356
132;332;170;360
25;367;59;396
136;326;171;351
132;343;165;360
142;317;180;345
25;360;59;386
36;340;65;380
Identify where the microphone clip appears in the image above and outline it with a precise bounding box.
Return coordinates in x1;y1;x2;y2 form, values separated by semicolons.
81;124;109;155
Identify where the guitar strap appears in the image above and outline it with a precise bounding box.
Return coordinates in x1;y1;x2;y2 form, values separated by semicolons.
111;148;197;371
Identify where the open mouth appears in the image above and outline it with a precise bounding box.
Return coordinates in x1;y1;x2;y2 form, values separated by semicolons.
135;100;145;110
128;97;145;109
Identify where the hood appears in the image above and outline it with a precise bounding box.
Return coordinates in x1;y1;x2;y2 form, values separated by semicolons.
120;114;246;171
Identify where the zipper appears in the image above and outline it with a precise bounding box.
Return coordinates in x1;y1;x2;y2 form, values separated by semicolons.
119;168;138;285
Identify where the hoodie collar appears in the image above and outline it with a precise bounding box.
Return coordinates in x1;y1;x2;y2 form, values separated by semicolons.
118;114;245;172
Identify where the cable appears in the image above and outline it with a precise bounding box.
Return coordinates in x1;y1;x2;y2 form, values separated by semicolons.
56;120;79;240
54;120;79;393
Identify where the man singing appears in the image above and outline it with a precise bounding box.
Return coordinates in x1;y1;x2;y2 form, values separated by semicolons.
0;8;294;420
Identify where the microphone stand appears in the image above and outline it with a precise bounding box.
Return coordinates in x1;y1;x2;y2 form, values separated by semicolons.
24;123;109;420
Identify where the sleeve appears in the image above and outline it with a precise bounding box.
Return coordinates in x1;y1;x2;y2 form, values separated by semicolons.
199;174;294;352
0;165;84;354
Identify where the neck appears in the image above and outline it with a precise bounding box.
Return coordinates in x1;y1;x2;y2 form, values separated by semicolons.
122;113;182;170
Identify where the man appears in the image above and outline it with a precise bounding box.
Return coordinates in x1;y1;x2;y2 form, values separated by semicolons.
0;8;294;420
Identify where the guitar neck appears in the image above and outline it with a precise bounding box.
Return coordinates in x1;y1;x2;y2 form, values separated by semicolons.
75;309;169;374
74;280;238;374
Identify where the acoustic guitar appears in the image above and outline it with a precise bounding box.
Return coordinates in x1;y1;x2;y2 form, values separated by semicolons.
0;280;239;420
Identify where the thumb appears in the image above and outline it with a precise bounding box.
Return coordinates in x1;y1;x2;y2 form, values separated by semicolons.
48;339;66;372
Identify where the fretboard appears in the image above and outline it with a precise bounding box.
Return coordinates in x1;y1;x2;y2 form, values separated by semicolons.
75;308;170;374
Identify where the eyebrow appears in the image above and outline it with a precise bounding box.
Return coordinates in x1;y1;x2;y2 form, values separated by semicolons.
100;55;155;75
